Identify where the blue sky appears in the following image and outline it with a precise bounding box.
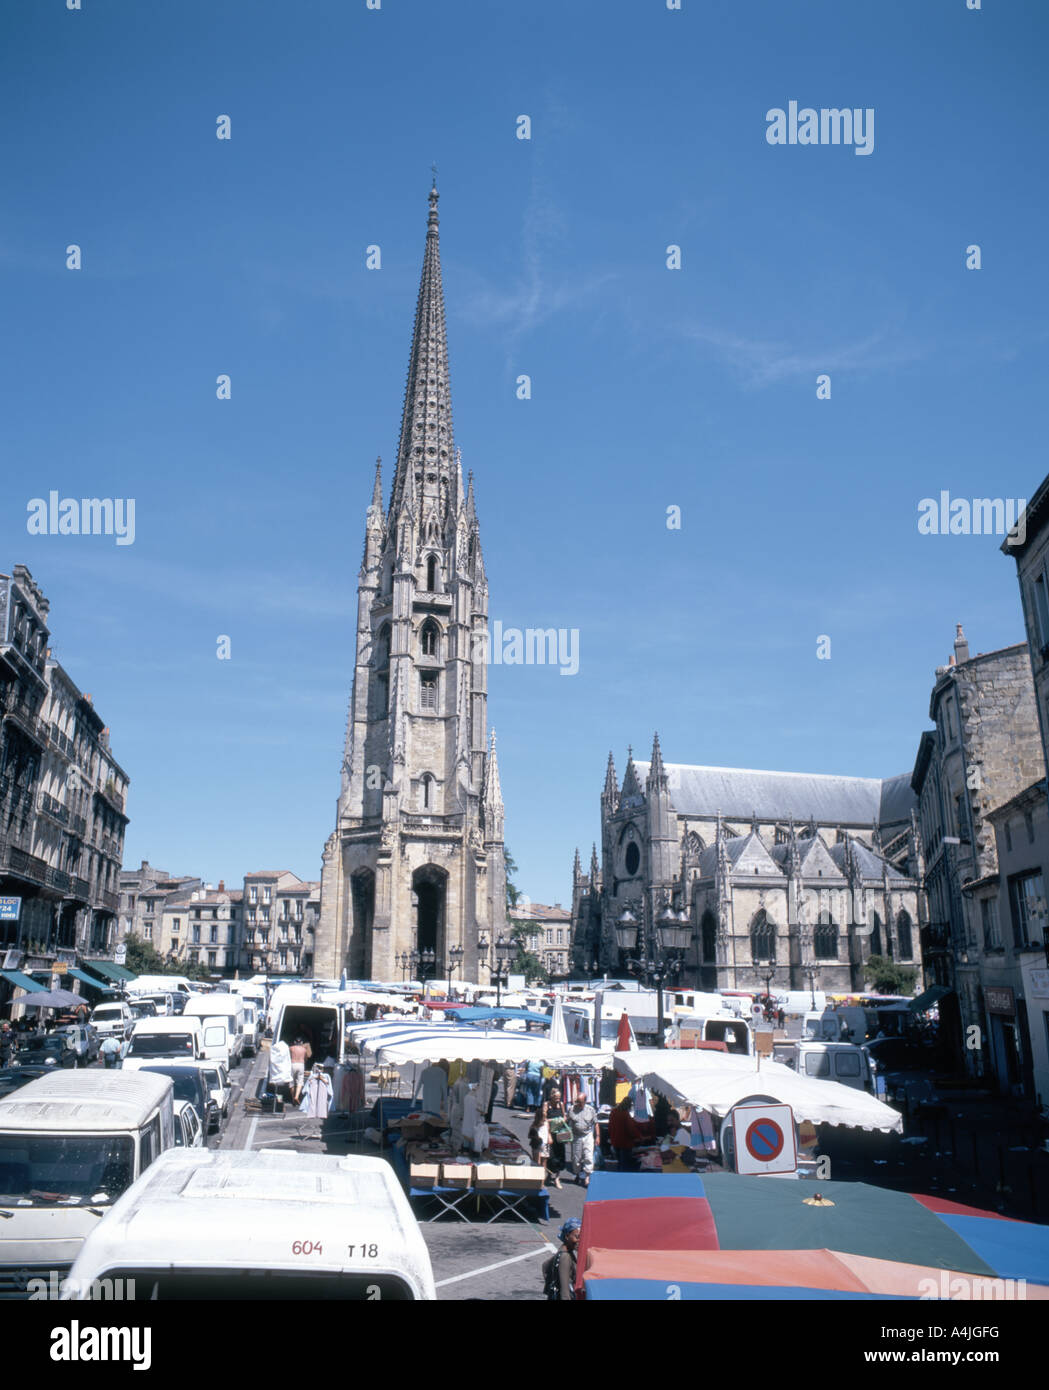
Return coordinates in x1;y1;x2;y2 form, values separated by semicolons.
2;0;1047;906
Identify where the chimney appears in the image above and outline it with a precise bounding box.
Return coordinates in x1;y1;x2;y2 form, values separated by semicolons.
218;879;225;892
954;623;970;665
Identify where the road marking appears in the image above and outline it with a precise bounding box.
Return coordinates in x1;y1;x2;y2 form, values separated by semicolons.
434;1243;555;1288
242;1116;259;1151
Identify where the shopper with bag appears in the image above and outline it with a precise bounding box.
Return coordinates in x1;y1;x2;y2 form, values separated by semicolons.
565;1091;599;1187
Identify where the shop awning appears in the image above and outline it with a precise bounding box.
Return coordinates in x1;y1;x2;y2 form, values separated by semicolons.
65;967;109;990
0;969;46;993
908;984;952;1013
447;1007;550;1025
83;960;137;983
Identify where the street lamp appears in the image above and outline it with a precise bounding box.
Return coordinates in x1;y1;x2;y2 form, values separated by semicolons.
617;904;689;1043
447;943;465;1000
491;935;512;1006
761;957;776;1022
803;962;820;1010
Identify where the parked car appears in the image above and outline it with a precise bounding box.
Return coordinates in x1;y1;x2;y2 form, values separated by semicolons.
0;1065;51;1099
54;1024;101;1064
172;1099;204;1148
196;1063;231;1131
13;1035;79;1069
128;1064;218;1136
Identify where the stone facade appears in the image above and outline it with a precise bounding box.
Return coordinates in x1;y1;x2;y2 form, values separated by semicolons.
511;901;572;979
241;870;318;977
159;884;242;976
315;187;507;983
966;780;1049;1106
1002;472;1049;820
0;565;129;978
572;734;921;995
118;862;202;949
911;625;1046;1069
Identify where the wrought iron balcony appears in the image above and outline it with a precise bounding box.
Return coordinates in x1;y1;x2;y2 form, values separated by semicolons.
38;791;69;825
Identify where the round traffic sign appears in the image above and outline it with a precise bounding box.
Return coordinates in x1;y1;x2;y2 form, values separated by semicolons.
744;1116;785;1162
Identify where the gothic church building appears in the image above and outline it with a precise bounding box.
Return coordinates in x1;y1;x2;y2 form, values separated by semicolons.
571;736;923;996
315;187;507;982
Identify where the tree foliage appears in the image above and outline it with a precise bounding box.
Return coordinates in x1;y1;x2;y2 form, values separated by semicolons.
123;934;212;983
863;953;917;996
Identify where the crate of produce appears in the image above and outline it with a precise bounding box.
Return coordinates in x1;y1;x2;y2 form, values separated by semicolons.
410;1163;439;1189
473;1163;505;1189
440;1162;473;1189
501;1164;545;1192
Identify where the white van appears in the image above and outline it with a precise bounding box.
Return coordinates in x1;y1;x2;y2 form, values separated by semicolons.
667;1013;752;1055
124;1017;203;1063
182;995;244;1066
0;1070;174;1292
63;1149;437;1300
127;975;193;998
274;996;347;1066
90;1001;133;1040
239;1001;259;1057
773;1040;874;1092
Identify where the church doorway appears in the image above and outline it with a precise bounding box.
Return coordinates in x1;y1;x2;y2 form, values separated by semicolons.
412;865;447;975
350;869;375;979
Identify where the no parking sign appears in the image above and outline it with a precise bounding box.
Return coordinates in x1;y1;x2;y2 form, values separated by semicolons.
731;1103;797;1175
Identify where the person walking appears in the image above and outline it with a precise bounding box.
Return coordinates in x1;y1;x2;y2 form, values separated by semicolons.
529;1102;562;1189
543;1218;582;1301
565;1091;599;1186
501;1062;518;1110
99;1034;121;1069
268;1037;293;1104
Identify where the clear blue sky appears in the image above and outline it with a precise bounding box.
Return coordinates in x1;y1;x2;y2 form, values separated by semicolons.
2;1;1047;906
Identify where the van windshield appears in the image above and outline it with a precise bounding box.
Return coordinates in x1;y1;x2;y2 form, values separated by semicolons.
85;1268;415;1299
0;1133;134;1205
139;1069;203;1108
128;1035;196;1057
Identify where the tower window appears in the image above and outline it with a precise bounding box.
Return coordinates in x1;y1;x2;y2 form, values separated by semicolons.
426;555;438;591
624;842;640;876
421;774;435;810
420;673;438;711
421;619;439;658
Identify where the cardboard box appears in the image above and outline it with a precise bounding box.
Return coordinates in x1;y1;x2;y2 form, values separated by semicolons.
440;1163;473;1189
501;1164;545;1192
410;1163;439;1189
474;1163;505;1190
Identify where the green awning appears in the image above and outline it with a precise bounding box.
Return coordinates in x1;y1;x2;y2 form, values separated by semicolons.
0;969;46;993
908;984;952;1013
83;960;137;983
65;967;109;990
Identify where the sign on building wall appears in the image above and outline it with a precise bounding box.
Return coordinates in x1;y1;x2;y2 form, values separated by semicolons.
0;898;22;921
1028;969;1049;1001
985;985;1016;1016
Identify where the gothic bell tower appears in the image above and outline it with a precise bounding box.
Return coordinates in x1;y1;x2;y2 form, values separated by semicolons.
315;184;507;983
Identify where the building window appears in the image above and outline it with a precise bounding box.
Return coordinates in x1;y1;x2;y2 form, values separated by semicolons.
426;555;437;591
249;887;257;904
1032;572;1049;649
1008;870;1045;949
421;619;439;658
981;897;1002;950
209;926;218;944
192;926;201;944
171;919;180;934
263;888;271;904
144;925;152;940
1005;822;1013;854
814;912;838;961
870;913;883;957
420;673;438;711
420;773;435;810
208;951;217;967
556;930;563;945
624;841;640;876
750;910;775;964
895;910;913;960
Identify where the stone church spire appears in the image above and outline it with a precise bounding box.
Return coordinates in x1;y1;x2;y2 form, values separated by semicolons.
390;184;455;515
316;185;506;985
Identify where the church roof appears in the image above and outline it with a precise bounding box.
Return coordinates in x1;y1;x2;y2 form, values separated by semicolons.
633;762;914;827
879;772;917;826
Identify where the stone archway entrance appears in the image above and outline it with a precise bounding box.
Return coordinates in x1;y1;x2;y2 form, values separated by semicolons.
412;864;447;973
350;869;375;979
